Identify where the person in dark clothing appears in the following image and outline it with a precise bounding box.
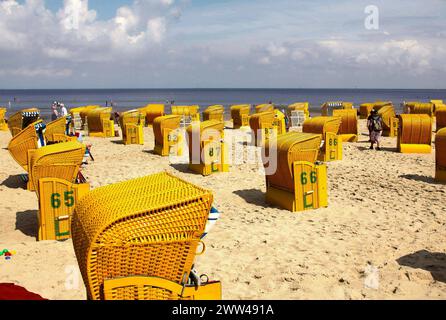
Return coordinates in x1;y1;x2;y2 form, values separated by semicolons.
367;109;383;150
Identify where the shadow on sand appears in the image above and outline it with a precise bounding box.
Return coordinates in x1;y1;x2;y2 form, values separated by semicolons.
1;175;26;189
397;250;446;283
16;210;38;238
233;189;266;207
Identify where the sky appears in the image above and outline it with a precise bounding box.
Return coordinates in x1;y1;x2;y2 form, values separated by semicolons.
0;0;445;89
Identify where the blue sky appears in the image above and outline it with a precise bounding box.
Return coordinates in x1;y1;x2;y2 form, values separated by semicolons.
1;0;446;89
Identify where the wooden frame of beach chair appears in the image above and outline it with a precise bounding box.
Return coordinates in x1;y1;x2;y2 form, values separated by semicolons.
397;114;432;154
230;104;251;129
153;115;183;156
435;128;446;183
187;120;229;176
37;178;90;241
263;132;327;212
27;141;86;192
172;105;201;122
431;100;444;113
8;120;46;172
377;106;397;137
288;102;310;120
332;109;359;142
71;172;221;300
436;106;446;132
359;103;374;119
8;108;40;137
202;105;225;123
44;116;76;144
303;116;342;162
139;104;165;126
321;102;353;116
255;104;274;114
86;108;115;138
119;110;144;145
0;108;8;131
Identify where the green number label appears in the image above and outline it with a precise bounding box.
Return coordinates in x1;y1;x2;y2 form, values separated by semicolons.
310;171;317;184
64;191;74;207
300;172;308;185
209;148;214;157
329;139;333;146
51;193;61;209
334;139;338;146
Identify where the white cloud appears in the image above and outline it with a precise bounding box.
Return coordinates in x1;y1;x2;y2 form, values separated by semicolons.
0;67;73;77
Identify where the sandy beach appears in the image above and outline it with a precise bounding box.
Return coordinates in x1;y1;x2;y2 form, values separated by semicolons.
1;119;445;300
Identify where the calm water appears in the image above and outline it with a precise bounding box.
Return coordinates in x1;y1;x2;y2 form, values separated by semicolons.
1;88;445;121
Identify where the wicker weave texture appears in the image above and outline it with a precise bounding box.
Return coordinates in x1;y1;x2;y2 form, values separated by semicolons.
8;120;42;171
71;172;213;300
321;102;353;116
377;106;396;132
45;116;69;143
8;108;40;136
119;110;143;140
86;108;112;134
398;114;432;145
172;106;200;116
153;115;181;147
288;103;310;118
411;103;434;117
303;116;341;135
203;105;224;122
333;109;358;136
264;132;321;192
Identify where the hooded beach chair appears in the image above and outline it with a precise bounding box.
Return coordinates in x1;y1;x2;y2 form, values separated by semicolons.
172;105;200;122
71;172;221;300
436;128;446;183
0;108;8;131
359;103;374;119
332;109;358;142
431;100;444;113
263;132;327;212
397;114;432;154
377;105;398;137
249;110;286;146
70;105;100;129
187;120;229;176
436;105;446;132
202;105;225;123
44;116;76;144
230;104;251;129
373;101;393;111
86;107;115;137
153;115;183;156
288;102;310;120
119;110;144;145
410;103;434;118
8;108;40;137
8;120;46;173
255;104;274;113
303;116;342;161
139;104;165;126
321;102;353;116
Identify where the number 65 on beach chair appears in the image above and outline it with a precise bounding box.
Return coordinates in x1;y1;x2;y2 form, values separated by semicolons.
71;172;221;300
263;132;328;212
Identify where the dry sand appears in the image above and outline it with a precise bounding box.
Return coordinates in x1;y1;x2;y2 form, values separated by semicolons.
1;120;446;300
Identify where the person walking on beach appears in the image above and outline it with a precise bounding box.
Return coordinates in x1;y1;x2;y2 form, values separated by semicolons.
367;109;383;150
51;102;59;121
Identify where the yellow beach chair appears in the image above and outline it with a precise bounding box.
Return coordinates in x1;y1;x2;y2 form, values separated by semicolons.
230;104;251;129
71;172;221;300
203;105;225;123
436;128;446;183
172;105;200;122
119;110;144;145
321;102;353;116
373;101;393;111
8;120;46;172
377;106;398;137
332;109;358;142
359;103;374;119
249;111;276;147
397;114;432;154
153;115;183;156
411;103;434;118
303;116;342;161
139;104;165;126
263;132;327;212
435;105;446;132
45;116;76;144
255;104;274;113
86;107;115;138
288;102;310;120
431;100;444;113
0;108;8;131
187;120;229;176
70;105;100;129
8;108;40;137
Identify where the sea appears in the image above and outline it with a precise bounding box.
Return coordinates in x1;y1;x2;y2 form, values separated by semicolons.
0;88;445;121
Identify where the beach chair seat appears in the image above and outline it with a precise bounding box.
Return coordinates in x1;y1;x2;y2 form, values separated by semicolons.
187;120;229;176
255;104;274;113
321;102;353;116
139;104;165;126
398;114;432;153
86;107;115;138
230;104;251;129
27;141;86;192
203;105;225;123
288;102;310;120
172;105;200;122
71;172;220;300
0;108;8;131
153;115;183;156
435;105;446;132
263;132;327;212
303;116;342;161
8;120;46;172
45;116;76;144
119;110;144;145
8;108;40;137
333;109;358;142
436;128;446;183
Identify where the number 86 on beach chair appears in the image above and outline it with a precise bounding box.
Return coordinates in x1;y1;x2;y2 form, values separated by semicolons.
153;115;184;156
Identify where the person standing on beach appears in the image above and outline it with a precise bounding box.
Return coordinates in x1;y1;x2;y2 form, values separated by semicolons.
59;103;68;118
367;109;383;150
51;102;59;121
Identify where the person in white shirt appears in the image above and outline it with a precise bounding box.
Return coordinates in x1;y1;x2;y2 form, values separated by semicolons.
59;103;68;117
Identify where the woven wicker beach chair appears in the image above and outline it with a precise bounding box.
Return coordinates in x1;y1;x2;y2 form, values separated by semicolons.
187;120;229;176
71;172;221;300
255;104;274;113
0;108;8;131
436;105;446;132
332;109;358;142
230;104;251;129
44;116;76;144
172;105;200;122
139;104;165;126
153;115;183;156
359;103;374;119
398;114;432;153
288;102;310;120
303;116;342;161
321;102;353;116
8;108;40;137
119;109;144;145
202;105;225;123
377;105;398;137
436;128;446;183
86;107;115;137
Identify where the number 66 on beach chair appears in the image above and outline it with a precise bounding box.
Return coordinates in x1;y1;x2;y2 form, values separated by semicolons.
71;172;221;300
263;132;328;212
